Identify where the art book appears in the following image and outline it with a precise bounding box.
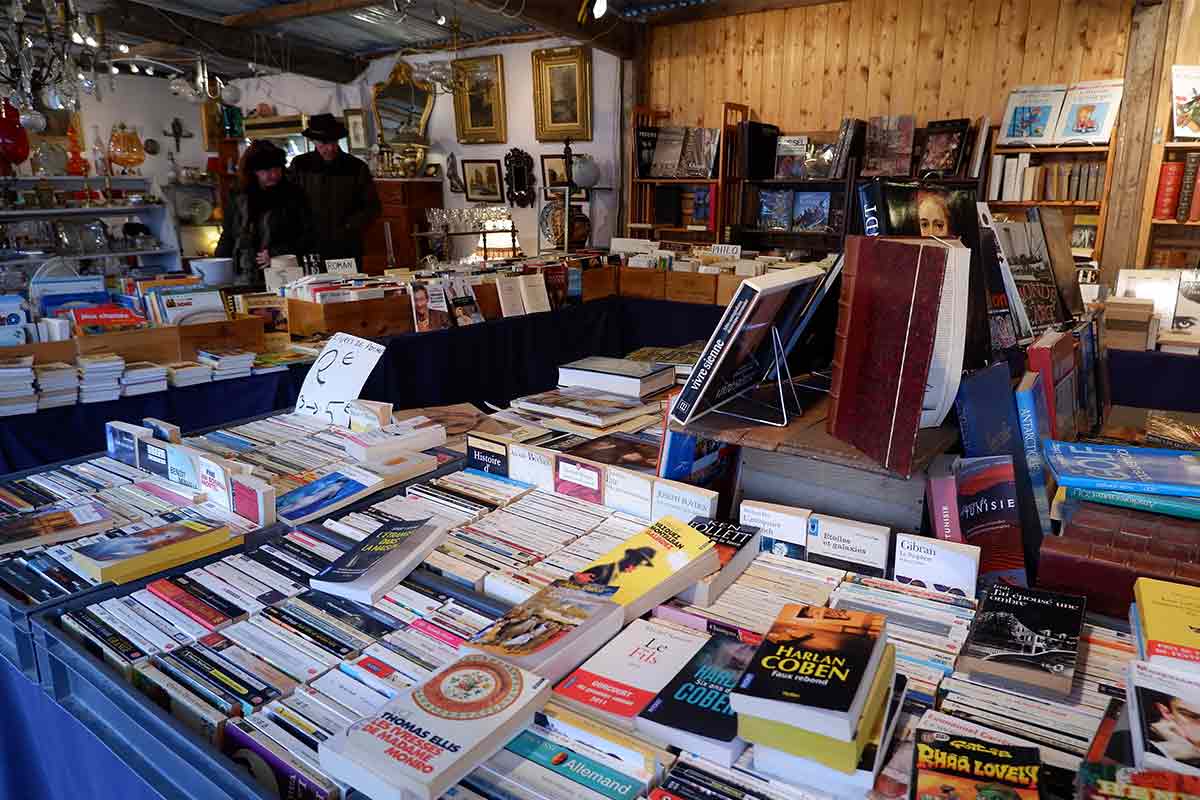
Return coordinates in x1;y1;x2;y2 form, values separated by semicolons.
999;84;1068;146
729;604;887;740
553;618;709;726
791;192;831;231
1174;66;1200;139
917;118;970;176
774;136;809;179
912;730;1041;800
637;633;757;766
1045;441;1200;497
445;277;484;327
758;190;793;231
1054;80;1123;144
318;654;551;800
862;116;915;177
957;583;1085;697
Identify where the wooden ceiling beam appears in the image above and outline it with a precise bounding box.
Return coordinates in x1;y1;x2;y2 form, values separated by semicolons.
462;0;638;59
222;0;381;28
100;0;367;83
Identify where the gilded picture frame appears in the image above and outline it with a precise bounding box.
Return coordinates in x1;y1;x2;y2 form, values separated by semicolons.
452;54;507;144
531;46;592;142
373;60;435;142
200;100;223;152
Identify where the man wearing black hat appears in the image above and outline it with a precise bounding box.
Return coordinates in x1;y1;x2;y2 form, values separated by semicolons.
291;113;381;267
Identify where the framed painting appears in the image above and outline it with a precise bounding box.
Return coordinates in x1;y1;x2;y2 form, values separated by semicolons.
462;159;505;203
540;154;587;201
453;54;507;144
531;46;592;142
200;100;223;152
343;108;369;153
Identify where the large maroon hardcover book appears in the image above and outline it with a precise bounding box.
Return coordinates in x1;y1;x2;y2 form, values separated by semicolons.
828;236;948;477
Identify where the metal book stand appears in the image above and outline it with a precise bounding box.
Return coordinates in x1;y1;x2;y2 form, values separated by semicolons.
711;326;804;428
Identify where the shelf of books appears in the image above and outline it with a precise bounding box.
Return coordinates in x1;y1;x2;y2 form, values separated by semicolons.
1137;67;1200;264
626;102;748;247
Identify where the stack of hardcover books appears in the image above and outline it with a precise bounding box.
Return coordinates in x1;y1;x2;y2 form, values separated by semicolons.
34;362;78;409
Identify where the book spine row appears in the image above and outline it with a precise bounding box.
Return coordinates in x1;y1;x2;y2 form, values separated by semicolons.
1179;153;1200;222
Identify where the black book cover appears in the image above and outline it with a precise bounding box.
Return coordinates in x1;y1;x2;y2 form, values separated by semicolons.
636;126;659;179
313;518;429;584
741;121;780;180
962;583;1085;690
687;516;759;567
639;633;755;742
654;186;683;226
735;605;884;713
170;574;247;619
298;589;401;638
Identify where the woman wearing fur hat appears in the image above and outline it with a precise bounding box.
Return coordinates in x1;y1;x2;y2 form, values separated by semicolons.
216;140;315;285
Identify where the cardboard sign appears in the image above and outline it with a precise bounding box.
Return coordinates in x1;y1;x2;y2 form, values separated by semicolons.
325;258;359;276
711;244;742;259
294;332;385;427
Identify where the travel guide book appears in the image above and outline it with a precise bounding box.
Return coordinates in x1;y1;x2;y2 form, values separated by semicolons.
957;583;1085;697
308;517;448;604
319;654;551;800
1045;441;1200;497
729;604;887;740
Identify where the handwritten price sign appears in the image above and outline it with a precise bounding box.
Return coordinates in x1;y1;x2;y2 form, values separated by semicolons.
294;332;386;427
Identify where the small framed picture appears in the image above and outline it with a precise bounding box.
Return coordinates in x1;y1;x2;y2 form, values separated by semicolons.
424;163;442;178
462;159;505;203
343;109;369;153
540;154;587;201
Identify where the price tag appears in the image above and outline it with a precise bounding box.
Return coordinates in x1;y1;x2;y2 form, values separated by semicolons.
293;332;386;427
711;244;742;259
325;258;359;275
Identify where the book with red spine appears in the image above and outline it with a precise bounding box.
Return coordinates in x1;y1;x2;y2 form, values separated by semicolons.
1026;329;1078;441
1153;161;1186;219
147;577;231;631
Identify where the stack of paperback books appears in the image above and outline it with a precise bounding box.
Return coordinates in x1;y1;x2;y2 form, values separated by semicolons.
165;361;213;387
34;362;79;409
728;605;898;796
120;362;169;397
0;355;36;416
77;353;125;403
197;349;256;381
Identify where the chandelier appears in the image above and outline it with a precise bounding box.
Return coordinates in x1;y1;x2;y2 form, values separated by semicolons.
409;16;493;97
0;0;123;132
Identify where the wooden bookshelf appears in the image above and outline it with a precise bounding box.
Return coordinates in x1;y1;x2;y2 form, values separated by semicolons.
1138;141;1200;265
625;102;748;246
986;132;1116;261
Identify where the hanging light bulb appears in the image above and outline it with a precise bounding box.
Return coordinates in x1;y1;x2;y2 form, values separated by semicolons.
129;63;139;73
110;65;119;75
117;43;130;54
145;66;154;76
434;6;446;24
77;71;85;81
70;30;84;45
85;35;98;48
593;0;606;17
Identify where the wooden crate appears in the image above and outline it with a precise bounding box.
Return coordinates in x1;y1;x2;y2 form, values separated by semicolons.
76;326;181;364
0;340;79;364
618;267;666;300
582;265;617;301
179;317;265;361
288;296;415;338
716;273;743;306
665;272;717;304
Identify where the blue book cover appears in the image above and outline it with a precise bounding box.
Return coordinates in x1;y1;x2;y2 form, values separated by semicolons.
1073;317;1099;433
1014;372;1055;541
954;363;1043;579
658;429;735;489
40;291;109;318
1045;441;1200;497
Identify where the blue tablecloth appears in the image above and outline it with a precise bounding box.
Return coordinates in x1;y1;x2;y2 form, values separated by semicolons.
0;298;726;473
1106;348;1200;413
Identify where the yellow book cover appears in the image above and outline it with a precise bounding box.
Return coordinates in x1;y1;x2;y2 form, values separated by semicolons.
567;516;715;607
73;521;235;583
1135;577;1200;666
737;645;895;771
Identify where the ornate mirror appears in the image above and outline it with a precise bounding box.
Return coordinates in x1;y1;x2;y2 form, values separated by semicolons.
505;148;536;207
372;61;435;143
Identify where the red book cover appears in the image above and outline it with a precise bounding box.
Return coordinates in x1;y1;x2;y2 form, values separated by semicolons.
828;236;948;477
956;455;1026;587
70;304;148;334
1154;162;1185;220
554;456;604;505
1026;330;1077;440
147;577;229;631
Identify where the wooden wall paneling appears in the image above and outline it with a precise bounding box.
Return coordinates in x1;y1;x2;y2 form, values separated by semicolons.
722;15;746;118
990;0;1031;123
844;0;875;121
760;9;789;127
888;0;921;119
1021;0;1059;85
866;0;899;117
743;12;767;117
670;23;689;122
703;18;725;127
781;7;807;131
1093;0;1132;79
823;2;851;130
913;0;948;124
648;27;671;111
937;0;975;119
963;0;1002;122
686;21;706;125
803;6;831;129
1050;0;1084;85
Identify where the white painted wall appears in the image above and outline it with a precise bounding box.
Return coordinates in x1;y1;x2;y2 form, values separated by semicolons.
229;36;623;256
78;74;210;190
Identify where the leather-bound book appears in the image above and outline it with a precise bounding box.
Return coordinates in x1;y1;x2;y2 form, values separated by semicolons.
827;236;948;477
